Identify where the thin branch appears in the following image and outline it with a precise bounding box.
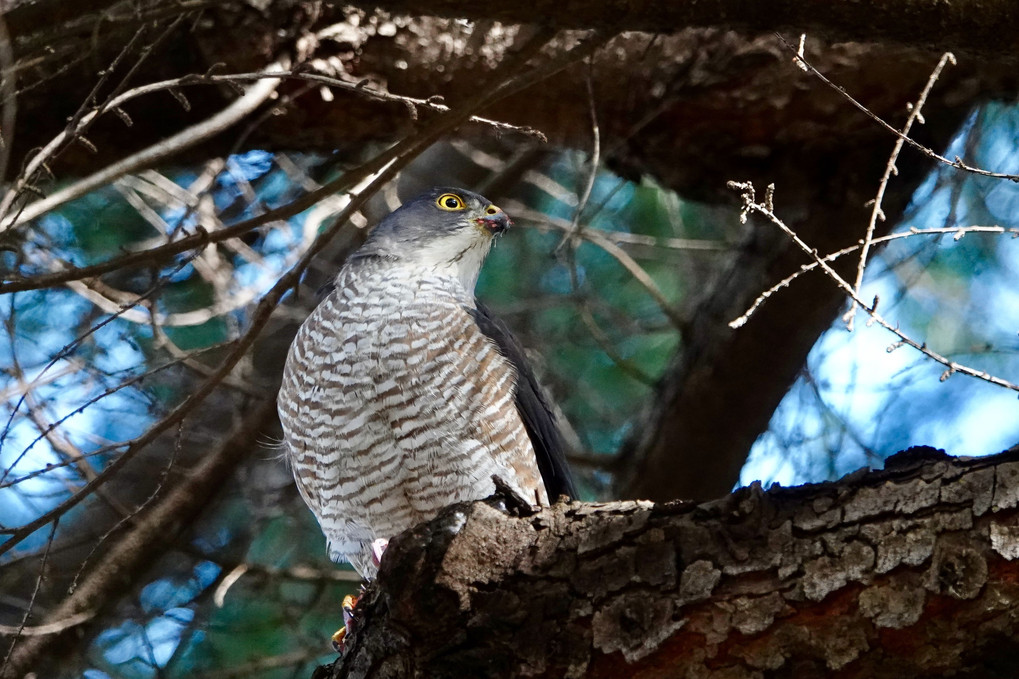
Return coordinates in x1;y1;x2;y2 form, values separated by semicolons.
187;649;325;679
0;250;200;456
64;420;186;604
210;560;361;607
555;63;600;253
729;225;1019;329
0;611;94;638
844;51;956;331
0;54;549;237
0;59;288;232
778;34;1019;183
0;345;237;492
0;520;58;669
511;203;687;332
251;68;546;138
0;165;387;556
2;399;274;675
0;22;155;228
578;304;657;385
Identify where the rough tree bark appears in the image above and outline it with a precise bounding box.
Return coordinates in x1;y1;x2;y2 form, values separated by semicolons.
365;0;1019;59
323;447;1019;678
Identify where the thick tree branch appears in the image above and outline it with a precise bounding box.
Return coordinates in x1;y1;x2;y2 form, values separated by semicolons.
325;446;1019;678
363;0;1019;59
5;0;1018;61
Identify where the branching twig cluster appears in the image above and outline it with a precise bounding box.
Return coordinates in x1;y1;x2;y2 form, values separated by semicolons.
782;34;1019;184
728;180;1019;394
730;44;1019;396
0;63;546;234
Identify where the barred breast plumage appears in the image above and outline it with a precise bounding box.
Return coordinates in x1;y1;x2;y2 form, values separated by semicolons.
277;187;575;578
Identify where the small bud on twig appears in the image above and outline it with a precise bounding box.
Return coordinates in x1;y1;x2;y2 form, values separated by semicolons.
112;107;134;127
170;89;192;111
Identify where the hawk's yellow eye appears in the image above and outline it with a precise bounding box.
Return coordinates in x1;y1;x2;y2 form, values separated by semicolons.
436;193;465;210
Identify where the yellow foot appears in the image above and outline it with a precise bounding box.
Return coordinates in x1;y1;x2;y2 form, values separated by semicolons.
331;594;359;653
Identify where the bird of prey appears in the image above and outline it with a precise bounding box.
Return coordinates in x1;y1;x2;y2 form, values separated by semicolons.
277;187;576;580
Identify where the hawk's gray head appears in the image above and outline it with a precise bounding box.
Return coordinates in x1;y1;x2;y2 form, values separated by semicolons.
353;187;511;291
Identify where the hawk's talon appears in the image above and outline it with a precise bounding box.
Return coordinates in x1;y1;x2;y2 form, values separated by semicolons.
331;593;359;653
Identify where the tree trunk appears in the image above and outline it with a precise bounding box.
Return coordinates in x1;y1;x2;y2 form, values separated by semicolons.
325;446;1019;678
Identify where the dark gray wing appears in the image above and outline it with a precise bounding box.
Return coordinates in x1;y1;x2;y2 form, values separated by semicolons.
470;302;578;501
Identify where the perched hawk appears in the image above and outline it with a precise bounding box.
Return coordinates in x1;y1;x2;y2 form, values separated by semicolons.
278;187;576;579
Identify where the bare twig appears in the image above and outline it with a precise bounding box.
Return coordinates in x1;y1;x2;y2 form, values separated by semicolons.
511;203;687;332
0;345;243;491
844;51;956;331
0;611;95;638
0;24;154;229
210;559;360;607
0;59;288;232
0;58;549;236
64;420;186;604
2;399;275;676
578;304;657;385
556;63;600;254
0;249;200;457
0;32;610;296
730;224;1019;328
0;165;390;557
778;35;1018;183
187;649;325;679
0;521;58;668
247;68;547;138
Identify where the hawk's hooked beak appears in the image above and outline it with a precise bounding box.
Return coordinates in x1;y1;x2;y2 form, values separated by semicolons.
476;208;511;235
